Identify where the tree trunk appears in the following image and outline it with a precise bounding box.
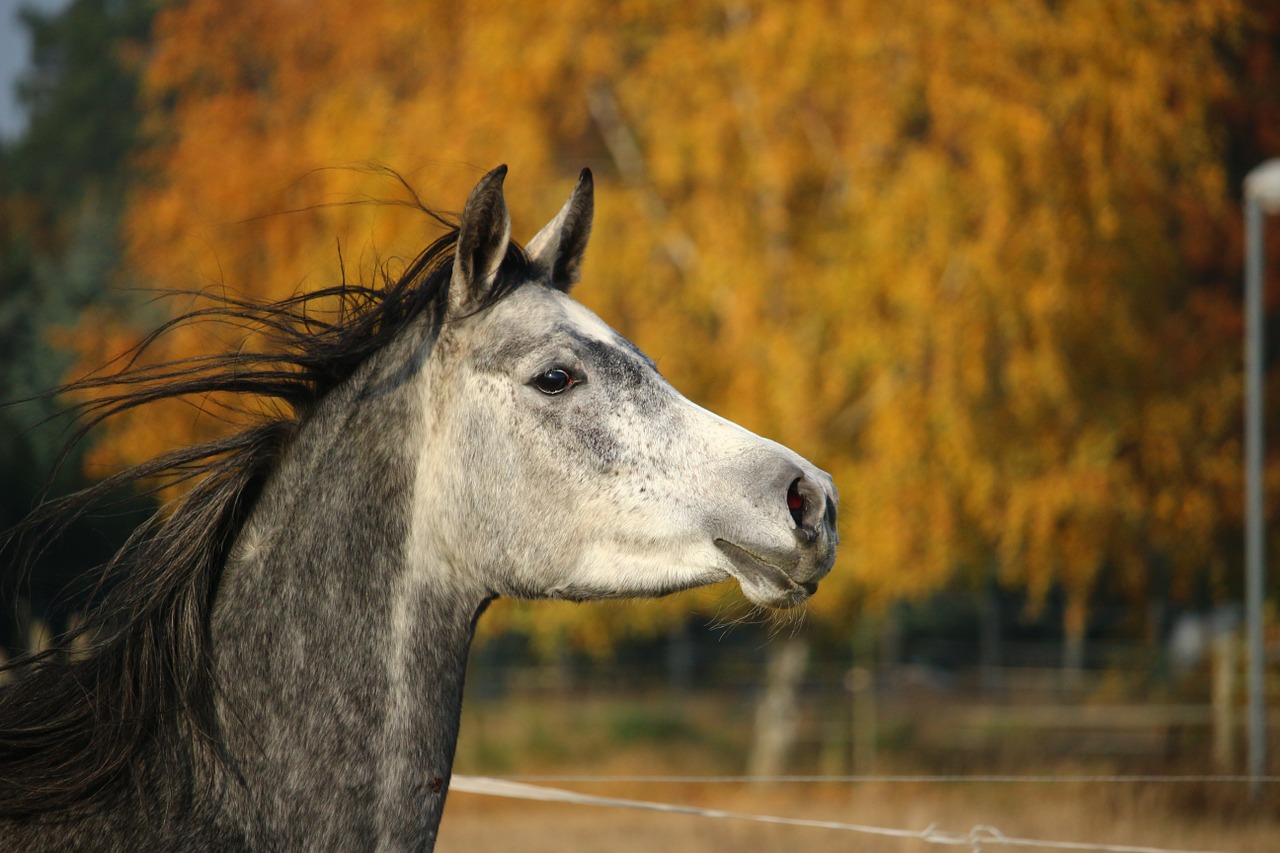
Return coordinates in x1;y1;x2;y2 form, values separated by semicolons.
748;637;809;777
1062;591;1088;693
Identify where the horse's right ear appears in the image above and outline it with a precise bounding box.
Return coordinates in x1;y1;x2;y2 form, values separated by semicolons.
451;165;513;314
526;168;593;292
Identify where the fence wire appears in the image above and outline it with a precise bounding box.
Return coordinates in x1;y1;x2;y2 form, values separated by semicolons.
496;773;1280;785
450;775;1234;853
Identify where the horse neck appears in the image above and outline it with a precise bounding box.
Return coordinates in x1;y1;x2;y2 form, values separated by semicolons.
210;374;485;850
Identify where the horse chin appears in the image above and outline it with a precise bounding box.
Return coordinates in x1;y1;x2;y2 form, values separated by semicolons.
714;539;816;610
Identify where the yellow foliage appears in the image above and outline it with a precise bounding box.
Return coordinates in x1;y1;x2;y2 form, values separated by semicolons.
91;0;1260;647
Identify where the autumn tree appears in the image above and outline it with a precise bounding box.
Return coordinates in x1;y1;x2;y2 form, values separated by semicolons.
89;0;1277;655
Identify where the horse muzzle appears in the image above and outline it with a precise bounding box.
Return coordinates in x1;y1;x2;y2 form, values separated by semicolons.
714;465;839;609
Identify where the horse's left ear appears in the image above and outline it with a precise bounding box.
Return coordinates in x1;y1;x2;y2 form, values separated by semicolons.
526;169;593;292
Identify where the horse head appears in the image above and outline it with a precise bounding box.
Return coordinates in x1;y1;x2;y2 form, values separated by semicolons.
414;165;838;609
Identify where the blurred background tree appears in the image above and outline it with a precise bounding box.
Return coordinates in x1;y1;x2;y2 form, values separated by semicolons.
0;0;155;648
3;0;1279;674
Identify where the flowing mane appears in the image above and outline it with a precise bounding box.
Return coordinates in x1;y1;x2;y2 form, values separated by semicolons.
0;214;532;819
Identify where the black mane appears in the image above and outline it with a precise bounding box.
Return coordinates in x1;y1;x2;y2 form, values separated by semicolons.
0;208;533;819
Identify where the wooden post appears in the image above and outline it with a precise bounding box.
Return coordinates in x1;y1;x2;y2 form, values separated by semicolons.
849;665;877;773
1212;629;1239;771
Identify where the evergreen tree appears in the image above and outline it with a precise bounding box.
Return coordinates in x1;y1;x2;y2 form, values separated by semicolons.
0;0;156;649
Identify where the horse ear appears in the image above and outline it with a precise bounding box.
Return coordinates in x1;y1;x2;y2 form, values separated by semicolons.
451;165;513;314
526;168;593;293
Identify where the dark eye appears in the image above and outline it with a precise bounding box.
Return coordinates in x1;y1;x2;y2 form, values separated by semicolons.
531;368;576;395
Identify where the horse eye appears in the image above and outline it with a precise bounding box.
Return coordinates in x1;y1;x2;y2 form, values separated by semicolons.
531;368;576;395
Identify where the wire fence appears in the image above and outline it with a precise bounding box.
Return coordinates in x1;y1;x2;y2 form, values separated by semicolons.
488;773;1280;785
453;653;1274;850
450;775;1235;853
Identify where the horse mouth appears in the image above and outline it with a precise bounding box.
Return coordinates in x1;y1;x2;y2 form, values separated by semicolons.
714;539;816;609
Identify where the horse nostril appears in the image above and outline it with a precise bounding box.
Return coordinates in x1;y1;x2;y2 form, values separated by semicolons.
786;478;806;528
787;473;836;544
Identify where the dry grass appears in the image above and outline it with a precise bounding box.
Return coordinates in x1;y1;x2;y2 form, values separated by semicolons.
441;692;1277;852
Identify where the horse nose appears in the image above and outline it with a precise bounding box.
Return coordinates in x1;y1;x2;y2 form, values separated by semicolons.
786;473;837;545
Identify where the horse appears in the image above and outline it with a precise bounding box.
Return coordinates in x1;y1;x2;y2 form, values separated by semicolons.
0;166;838;851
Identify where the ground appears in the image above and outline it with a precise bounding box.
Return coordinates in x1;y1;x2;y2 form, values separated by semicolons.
438;779;1275;852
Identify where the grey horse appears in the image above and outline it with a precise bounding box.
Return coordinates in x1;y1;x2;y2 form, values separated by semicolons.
0;166;838;850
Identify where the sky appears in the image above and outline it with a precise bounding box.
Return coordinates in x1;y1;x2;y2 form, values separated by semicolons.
0;0;70;141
